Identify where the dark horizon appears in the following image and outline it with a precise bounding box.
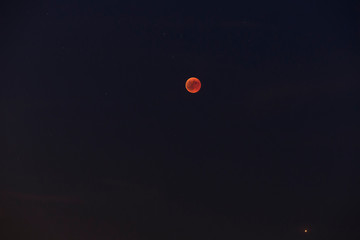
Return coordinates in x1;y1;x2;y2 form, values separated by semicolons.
1;0;360;239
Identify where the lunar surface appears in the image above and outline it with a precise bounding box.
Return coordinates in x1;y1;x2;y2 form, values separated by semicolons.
185;77;201;93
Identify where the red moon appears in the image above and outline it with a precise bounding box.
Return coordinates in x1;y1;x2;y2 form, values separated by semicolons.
185;77;201;93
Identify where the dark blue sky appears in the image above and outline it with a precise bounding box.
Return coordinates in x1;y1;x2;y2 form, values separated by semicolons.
1;0;360;239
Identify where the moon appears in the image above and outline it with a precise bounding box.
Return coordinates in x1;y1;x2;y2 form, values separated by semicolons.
185;77;201;93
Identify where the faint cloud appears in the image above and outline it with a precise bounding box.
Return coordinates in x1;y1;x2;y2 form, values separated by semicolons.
0;191;83;204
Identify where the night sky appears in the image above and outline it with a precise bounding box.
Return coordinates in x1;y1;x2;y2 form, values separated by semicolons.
1;0;360;239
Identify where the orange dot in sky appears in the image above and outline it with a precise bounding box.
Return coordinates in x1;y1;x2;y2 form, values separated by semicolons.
304;229;308;233
185;77;201;93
